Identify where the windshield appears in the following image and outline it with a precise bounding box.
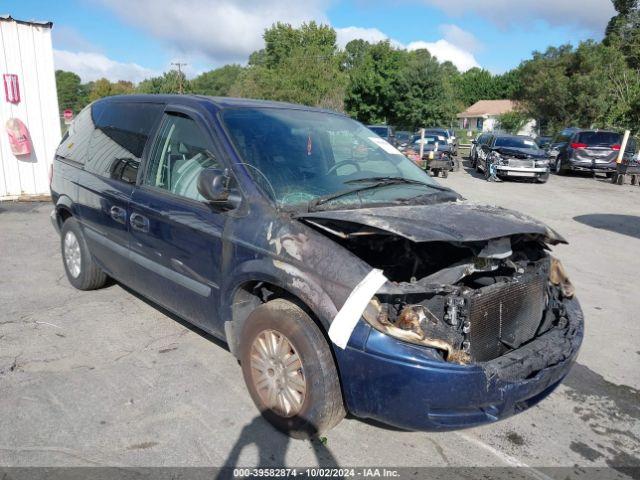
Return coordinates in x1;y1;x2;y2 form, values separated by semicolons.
494;137;540;149
221;108;447;209
368;126;389;136
415;136;440;145
576;131;621;146
396;131;412;142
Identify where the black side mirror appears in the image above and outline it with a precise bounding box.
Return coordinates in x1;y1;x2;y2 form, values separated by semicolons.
197;167;241;209
471;140;477;145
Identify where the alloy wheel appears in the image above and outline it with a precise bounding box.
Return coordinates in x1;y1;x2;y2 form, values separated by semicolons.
249;329;307;417
63;231;82;278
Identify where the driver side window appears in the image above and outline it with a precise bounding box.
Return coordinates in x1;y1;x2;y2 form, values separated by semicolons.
145;112;222;201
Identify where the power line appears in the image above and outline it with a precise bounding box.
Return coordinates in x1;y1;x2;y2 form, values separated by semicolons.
171;62;187;94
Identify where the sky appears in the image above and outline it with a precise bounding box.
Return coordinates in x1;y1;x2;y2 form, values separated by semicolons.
6;0;616;83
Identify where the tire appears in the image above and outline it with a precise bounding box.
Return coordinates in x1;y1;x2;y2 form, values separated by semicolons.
239;299;345;439
555;157;567;175
476;158;482;173
60;217;108;291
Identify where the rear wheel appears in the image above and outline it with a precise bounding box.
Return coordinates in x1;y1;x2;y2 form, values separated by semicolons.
60;217;108;290
239;299;345;439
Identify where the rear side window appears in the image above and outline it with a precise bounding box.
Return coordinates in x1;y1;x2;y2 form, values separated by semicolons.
576;131;621;146
55;107;94;165
86;102;163;184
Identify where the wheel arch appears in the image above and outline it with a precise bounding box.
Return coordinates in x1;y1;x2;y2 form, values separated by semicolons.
54;195;75;228
226;278;348;417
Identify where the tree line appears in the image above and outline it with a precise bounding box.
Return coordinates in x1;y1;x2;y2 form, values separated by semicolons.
56;0;639;136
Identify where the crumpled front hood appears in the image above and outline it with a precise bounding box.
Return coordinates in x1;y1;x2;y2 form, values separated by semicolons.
495;147;547;159
296;202;566;244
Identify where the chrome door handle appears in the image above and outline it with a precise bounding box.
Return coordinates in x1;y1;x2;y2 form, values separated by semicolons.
110;206;126;224
130;213;149;232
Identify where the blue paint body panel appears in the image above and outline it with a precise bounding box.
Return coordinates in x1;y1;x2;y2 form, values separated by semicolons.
50;94;584;432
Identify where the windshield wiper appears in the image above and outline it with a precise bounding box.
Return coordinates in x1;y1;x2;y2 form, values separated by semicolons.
345;176;452;192
308;177;451;211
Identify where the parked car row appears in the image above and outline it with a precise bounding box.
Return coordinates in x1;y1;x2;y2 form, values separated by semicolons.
469;128;638;184
366;126;459;178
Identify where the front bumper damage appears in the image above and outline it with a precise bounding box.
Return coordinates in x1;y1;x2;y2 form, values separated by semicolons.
335;296;583;431
495;166;548;178
298;203;582;430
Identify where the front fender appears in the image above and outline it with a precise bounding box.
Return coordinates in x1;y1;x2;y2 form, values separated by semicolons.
221;257;340;330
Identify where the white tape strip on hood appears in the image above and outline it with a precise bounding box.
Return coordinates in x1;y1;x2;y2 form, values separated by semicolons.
328;268;388;349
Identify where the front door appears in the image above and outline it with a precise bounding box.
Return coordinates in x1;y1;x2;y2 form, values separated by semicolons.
128;108;228;333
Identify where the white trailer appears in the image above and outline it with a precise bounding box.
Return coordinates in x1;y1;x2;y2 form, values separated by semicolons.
0;15;61;200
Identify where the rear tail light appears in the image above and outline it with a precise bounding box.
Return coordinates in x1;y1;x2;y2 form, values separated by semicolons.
571;142;588;149
612;144;621;151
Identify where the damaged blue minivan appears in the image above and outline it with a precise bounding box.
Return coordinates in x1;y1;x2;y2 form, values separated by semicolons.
50;95;583;438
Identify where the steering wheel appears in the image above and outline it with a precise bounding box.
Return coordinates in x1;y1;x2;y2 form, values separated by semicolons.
327;160;361;175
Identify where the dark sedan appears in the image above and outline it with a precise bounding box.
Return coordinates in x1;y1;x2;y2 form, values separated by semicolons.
476;134;550;183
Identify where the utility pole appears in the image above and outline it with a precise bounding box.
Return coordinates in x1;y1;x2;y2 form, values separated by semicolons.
171;62;187;94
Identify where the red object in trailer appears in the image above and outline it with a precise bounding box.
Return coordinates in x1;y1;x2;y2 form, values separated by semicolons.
6;118;32;156
3;74;20;103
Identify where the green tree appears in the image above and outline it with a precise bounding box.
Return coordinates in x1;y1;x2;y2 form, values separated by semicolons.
494;69;522;99
605;0;640;69
496;110;528;134
232;22;347;110
88;78;134;101
453;68;501;106
191;65;244;96
344;40;407;123
515;41;640;134
515;45;574;133
136;70;190;94
390;49;458;129
88;78;113;101
55;70;89;112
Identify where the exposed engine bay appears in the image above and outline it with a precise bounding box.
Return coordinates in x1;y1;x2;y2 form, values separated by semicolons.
302;213;577;366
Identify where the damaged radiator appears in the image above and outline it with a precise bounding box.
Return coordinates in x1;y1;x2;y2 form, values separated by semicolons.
464;275;546;362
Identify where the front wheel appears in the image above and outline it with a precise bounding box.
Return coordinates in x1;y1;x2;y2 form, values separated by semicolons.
555;157;566;175
60;217;108;290
240;299;345;439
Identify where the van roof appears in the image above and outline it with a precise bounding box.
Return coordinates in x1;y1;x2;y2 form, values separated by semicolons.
95;94;340;114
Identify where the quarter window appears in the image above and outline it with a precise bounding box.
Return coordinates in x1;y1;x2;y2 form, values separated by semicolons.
86;102;162;184
145;113;222;201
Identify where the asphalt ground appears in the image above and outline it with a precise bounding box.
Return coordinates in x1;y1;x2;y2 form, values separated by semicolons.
0;160;638;478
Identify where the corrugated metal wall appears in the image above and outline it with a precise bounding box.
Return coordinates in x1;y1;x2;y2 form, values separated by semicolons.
0;18;61;199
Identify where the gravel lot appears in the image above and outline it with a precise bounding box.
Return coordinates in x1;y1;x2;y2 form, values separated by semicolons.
1;161;639;475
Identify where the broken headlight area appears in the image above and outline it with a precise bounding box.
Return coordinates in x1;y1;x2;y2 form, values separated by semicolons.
356;235;577;366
